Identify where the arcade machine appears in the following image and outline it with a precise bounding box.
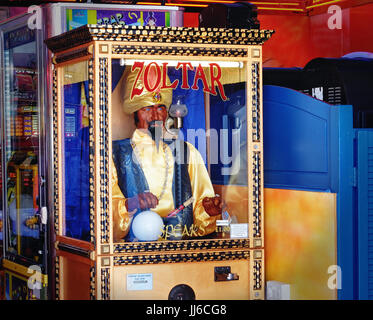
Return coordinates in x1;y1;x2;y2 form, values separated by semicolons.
0;3;183;300
0;18;47;300
45;24;273;299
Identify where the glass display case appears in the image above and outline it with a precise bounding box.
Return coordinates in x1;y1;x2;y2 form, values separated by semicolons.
46;24;273;300
0;14;48;300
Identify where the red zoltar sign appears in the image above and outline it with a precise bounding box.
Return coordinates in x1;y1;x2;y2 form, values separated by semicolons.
130;61;228;101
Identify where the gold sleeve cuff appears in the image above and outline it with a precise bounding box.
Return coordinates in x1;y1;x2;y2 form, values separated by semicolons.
112;159;131;241
186;142;221;236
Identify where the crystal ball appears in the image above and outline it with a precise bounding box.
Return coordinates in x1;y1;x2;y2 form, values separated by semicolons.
131;210;164;241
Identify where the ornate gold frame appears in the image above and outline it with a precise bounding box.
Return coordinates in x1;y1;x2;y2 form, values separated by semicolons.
47;24;273;300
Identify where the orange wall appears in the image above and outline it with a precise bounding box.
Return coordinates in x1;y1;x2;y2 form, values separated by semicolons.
260;3;373;68
260;14;313;68
264;188;337;300
349;3;373;53
184;12;199;27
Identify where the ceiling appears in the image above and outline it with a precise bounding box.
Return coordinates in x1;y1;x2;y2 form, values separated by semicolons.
99;0;372;13
5;0;373;14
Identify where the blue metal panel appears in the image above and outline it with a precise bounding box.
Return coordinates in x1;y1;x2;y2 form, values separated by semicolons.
263;85;333;192
263;85;356;299
356;129;373;299
335;107;355;300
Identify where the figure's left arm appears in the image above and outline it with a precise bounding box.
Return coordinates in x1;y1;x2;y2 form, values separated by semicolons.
186;143;221;236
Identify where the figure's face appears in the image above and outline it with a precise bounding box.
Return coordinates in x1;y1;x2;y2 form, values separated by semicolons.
136;104;168;130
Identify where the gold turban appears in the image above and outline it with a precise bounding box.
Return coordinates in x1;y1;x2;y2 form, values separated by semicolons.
122;64;173;114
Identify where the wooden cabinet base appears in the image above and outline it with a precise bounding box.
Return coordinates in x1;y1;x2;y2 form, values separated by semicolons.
109;260;250;300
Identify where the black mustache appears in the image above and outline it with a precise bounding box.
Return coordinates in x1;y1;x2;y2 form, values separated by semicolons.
147;121;163;150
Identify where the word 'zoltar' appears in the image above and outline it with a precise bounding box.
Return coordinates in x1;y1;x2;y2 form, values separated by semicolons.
130;61;228;101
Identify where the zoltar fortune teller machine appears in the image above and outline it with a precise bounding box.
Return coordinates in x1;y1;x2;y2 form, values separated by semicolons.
45;24;273;300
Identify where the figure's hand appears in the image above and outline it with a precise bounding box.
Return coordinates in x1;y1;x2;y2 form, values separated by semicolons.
125;192;159;212
202;196;225;217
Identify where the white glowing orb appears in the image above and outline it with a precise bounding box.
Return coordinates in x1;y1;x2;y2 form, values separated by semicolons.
131;210;164;241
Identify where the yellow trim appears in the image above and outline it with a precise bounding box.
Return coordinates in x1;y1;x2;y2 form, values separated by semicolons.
5;269;28;281
306;0;345;9
87;10;97;25
16;167;21;255
14;164;39;255
258;7;305;11
3;259;48;285
250;1;301;5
